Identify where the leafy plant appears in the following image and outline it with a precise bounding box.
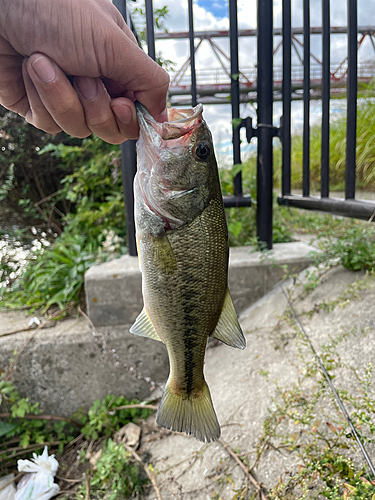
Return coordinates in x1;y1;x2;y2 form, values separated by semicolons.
0;108;83;240
1;135;128;311
220;163;293;245
275;89;375;191
0;379;155;476
76;439;148;500
80;394;153;440
131;3;176;71
51;136;126;243
312;224;375;272
0;379;77;452
0;234;106;311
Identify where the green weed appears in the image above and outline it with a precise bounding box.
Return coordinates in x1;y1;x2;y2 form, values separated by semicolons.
0;378;154;471
76;439;148;500
312;224;375;272
274;93;375;191
0;234;109;311
0;379;77;453
80;394;153;440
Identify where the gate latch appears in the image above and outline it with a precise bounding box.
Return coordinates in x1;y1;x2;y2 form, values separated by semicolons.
238;117;280;142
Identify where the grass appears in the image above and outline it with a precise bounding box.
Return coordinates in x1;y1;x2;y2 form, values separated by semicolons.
286;97;375;192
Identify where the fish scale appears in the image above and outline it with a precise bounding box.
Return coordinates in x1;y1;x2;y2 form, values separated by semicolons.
142;196;228;395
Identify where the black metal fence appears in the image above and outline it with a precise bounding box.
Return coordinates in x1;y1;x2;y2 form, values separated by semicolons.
114;0;375;256
278;0;375;226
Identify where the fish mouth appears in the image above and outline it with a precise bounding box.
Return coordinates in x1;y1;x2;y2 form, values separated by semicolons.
136;102;203;142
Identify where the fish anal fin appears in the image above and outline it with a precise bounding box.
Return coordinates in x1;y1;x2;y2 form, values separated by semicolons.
211;288;246;350
130;308;163;343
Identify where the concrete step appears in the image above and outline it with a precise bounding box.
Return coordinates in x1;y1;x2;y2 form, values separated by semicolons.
85;242;314;327
0;315;168;417
0;242;314;417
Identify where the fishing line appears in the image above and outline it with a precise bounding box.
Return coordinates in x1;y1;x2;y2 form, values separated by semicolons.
268;265;375;477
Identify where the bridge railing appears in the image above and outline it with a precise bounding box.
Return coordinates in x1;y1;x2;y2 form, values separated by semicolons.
171;62;375;89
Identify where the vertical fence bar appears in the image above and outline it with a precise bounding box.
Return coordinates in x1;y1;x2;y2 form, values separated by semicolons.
257;0;273;249
120;141;138;256
188;0;197;106
114;0;127;21
282;0;292;196
145;0;156;60
321;0;330;198
113;0;137;256
346;0;357;199
229;0;242;196
303;0;310;196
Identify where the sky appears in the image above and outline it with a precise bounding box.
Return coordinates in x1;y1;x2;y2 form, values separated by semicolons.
131;0;375;165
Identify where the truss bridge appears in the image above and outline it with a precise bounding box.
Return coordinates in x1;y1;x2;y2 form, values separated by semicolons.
154;27;375;105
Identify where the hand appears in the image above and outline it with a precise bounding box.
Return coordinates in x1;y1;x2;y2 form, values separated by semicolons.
0;0;169;143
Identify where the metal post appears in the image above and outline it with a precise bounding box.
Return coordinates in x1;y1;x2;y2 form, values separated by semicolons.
346;0;357;199
113;0;138;256
188;0;197;106
145;0;156;60
303;0;310;197
120;141;138;256
113;0;127;22
321;0;330;198
282;0;291;196
229;0;242;196
257;0;273;249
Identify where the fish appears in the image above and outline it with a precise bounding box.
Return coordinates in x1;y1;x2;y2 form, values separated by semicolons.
130;102;246;443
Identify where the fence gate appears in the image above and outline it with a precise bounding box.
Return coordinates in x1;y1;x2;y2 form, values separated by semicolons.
114;0;375;256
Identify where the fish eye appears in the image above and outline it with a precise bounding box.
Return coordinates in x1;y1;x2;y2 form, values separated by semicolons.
195;142;210;161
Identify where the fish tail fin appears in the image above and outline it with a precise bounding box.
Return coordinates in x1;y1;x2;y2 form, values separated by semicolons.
156;380;220;443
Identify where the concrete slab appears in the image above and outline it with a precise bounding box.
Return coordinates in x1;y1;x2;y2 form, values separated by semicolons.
1;242;314;418
0;315;169;417
85;242;314;327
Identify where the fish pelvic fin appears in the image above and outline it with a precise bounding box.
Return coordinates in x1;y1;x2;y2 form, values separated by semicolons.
211;288;246;350
156;380;220;443
130;308;163;342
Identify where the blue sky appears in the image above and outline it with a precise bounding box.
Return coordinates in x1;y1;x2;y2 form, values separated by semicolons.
196;0;229;19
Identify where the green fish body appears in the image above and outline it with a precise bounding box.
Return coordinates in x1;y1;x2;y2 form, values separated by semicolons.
131;103;246;442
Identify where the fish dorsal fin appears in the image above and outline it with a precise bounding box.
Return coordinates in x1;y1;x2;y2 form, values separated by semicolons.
211;288;246;350
130;308;163;343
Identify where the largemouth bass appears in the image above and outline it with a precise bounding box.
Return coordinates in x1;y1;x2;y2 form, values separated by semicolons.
131;102;246;443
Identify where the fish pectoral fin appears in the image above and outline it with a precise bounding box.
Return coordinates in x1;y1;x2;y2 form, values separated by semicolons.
211;288;246;350
130;308;163;343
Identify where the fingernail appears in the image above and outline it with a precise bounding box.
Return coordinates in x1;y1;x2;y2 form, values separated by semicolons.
31;56;56;83
76;77;98;99
113;104;132;124
157;108;168;123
